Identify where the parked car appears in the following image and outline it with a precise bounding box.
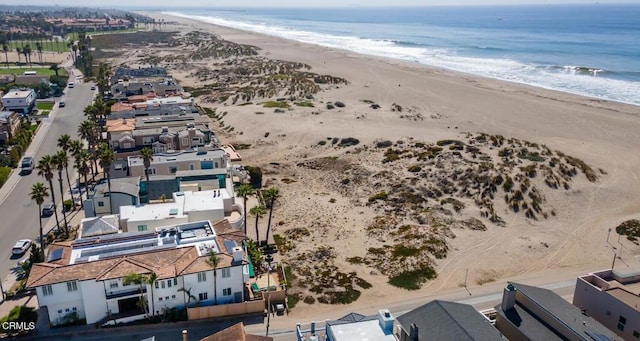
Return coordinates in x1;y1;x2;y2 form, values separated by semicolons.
41;202;55;217
67;82;75;88
12;239;32;255
90;85;96;90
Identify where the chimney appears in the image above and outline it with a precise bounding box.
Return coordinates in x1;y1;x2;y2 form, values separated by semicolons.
501;283;517;311
182;329;188;341
232;246;243;263
409;323;419;341
378;309;394;334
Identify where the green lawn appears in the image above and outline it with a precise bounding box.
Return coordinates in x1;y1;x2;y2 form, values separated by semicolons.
36;102;54;110
4;40;69;53
0;67;67;76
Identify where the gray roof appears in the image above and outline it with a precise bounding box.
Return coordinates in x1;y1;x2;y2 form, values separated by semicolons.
81;216;119;238
396;300;503;341
497;282;617;341
95;177;140;197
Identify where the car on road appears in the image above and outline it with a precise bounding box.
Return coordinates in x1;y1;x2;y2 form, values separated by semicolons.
12;239;32;255
68;82;75;88
20;156;34;175
41;202;55;217
90;85;96;90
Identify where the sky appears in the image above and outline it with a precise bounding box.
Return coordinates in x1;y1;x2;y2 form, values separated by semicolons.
19;0;640;8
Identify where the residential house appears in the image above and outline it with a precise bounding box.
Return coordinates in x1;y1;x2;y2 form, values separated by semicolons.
199;322;273;341
495;282;620;340
111;67;167;85
26;219;250;327
108;96;197;119
128;149;228;179
394;300;503;341
84;177;141;217
15;74;49;86
78;215;120;239
1;88;36;114
111;77;183;102
119;189;243;231
573;269;640;340
0;111;21;144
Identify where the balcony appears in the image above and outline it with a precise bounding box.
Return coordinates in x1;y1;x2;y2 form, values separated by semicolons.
105;287;147;300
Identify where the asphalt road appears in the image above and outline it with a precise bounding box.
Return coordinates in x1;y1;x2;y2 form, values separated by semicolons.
0;71;94;281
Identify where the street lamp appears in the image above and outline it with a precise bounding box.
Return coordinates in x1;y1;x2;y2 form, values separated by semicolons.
265;254;274;337
606;245;617;270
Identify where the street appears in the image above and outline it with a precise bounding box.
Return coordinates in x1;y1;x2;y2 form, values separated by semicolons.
0;71;94;285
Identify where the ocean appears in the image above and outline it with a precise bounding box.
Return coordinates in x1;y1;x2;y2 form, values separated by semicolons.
163;5;640;106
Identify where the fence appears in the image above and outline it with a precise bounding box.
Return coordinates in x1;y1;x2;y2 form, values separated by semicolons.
187;299;265;320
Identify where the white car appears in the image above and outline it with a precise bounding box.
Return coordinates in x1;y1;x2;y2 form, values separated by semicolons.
12;239;32;255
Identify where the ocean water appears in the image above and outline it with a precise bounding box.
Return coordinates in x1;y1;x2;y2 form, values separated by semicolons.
163;5;640;106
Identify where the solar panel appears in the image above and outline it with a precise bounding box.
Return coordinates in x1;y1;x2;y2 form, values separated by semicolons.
47;248;64;262
224;240;237;253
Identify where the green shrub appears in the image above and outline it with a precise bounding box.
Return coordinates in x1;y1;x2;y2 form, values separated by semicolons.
263;101;290;108
295;101;314;107
64;199;73;211
388;268;437;290
0;306;37;336
368;192;388;202
408;165;422;173
0;166;11;187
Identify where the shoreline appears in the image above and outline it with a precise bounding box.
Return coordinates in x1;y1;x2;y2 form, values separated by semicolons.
122;12;640;323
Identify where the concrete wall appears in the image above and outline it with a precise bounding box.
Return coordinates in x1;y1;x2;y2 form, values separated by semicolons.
186;209;224;224
124;215;189;232
187;300;264;320
82;281;108;324
94;193;137;216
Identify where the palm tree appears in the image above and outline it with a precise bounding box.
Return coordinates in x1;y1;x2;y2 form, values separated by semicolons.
57;135;75;206
52;151;69;231
249;205;266;244
97;143;115;214
2;43;8;67
263;188;280;246
70;139;88;203
206;250;220;305
22;44;31;66
49;64;60;76
15;47;21;63
146;272;158;317
140;147;153;196
78;120;98;180
37;155;60;233
35;41;43;63
122;273;148;317
236;184;254;236
30;183;49;260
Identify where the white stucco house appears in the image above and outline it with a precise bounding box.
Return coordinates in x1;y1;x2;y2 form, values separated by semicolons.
1;88;36;114
27;219;250;326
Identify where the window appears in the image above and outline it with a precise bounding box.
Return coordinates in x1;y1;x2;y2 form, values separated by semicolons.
67;281;78;292
189;164;195;170
65;308;70;312
57;309;62;314
159;297;163;301
633;330;640;339
155;282;159;289
98;201;105;207
165;296;169;300
72;307;77;311
222;268;231;278
42;285;53;296
198;292;208;301
143;137;154;145
173;278;178;286
148;168;157;175
137;225;147;232
167;279;172;288
161;281;165;289
182;138;189;146
223;288;232;296
168;166;177;174
197;272;206;282
618;315;627;331
172;294;176;299
110;281;118;289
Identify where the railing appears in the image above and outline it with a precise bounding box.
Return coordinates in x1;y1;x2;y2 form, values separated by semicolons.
105;287;146;300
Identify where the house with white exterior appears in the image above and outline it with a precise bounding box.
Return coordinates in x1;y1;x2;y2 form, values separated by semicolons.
119;189;243;231
1;88;36;114
84;177;141;217
26;219;250;327
573;269;640;340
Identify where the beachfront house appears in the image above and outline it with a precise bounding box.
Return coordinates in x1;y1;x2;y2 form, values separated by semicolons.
26;219;250;327
0;111;21;144
1;88;36;114
573;269;640;340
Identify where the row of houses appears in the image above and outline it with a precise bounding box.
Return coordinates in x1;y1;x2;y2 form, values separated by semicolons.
296;269;640;341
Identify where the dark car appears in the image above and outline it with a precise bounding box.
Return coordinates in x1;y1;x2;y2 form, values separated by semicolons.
41;202;55;217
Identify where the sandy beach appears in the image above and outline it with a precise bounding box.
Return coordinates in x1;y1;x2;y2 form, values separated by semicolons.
109;12;640;322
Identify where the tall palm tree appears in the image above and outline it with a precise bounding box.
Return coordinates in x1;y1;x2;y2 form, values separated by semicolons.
250;205;266;244
236;184;254;236
263;188;280;246
36;155;60;233
30;182;49;261
140;147;153;197
97;143;115;214
52;151;69;231
15;47;21;63
70;139;88;204
123;272;149;317
2;43;8;67
206;250;219;305
146;272;158;317
78;120;98;180
57;135;75;205
177;287;196;308
49;64;60;76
